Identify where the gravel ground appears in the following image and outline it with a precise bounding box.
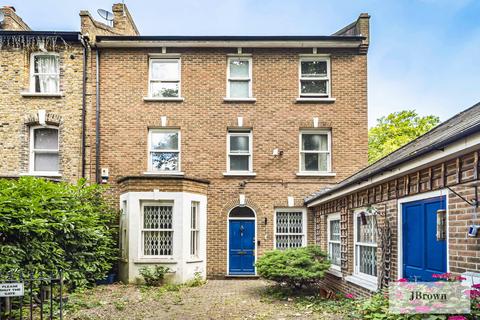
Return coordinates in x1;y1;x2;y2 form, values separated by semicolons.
66;280;323;320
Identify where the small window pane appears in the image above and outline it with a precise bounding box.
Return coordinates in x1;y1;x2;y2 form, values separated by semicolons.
144;205;173;229
357;215;377;243
301;60;327;77
229;60;249;78
34;153;58;172
150;82;179;98
151;132;178;150
230;136;249;153
359;245;377;276
151;61;179;80
330;220;340;241
229;81;249;98
34;129;58;150
300;80;327;95
302;134;328;151
230;155;249;171
329;242;341;266
151;152;179;171
301;153;328;171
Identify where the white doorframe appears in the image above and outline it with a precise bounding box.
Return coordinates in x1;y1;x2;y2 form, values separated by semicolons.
397;189;450;280
226;206;257;276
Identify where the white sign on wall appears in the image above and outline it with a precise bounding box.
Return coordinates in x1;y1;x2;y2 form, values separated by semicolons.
0;283;24;297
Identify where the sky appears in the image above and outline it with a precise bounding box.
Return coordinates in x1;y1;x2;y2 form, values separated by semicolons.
7;0;480;127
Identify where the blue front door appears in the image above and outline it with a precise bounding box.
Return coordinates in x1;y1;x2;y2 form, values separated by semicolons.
229;220;255;275
402;196;447;281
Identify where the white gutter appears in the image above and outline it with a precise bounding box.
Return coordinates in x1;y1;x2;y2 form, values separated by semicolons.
307;131;480;207
96;40;362;49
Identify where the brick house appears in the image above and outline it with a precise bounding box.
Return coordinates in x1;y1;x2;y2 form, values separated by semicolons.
0;6;86;182
306;103;480;297
79;5;371;283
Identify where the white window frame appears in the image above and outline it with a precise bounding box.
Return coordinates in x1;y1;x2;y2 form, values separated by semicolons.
273;208;307;250
148;58;181;98
226;57;253;99
327;213;341;271
190;201;200;257
29;125;60;175
299;130;332;174
140;201;174;258
30;52;60;93
298;56;330;98
226;130;253;174
147;129;181;173
120;200;128;260
353;209;378;283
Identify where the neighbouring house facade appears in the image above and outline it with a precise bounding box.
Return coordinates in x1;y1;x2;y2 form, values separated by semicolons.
0;6;85;182
306;103;480;297
80;6;371;283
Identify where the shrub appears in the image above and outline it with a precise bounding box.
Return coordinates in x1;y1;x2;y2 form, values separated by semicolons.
139;265;170;286
255;245;330;288
0;177;117;289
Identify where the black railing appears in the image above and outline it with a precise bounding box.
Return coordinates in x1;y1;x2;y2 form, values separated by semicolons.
0;271;63;320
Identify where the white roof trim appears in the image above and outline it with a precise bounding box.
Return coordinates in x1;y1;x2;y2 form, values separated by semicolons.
307;131;480;207
96;40;362;49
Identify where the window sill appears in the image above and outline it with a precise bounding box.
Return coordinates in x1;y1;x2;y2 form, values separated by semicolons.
223;172;257;177
327;268;343;278
223;97;257;103
186;259;204;264
143;171;185;176
143;97;185;102
345;275;378;292
21;92;64;98
296;97;336;103
133;258;177;264
296;172;336;177
20;172;62;178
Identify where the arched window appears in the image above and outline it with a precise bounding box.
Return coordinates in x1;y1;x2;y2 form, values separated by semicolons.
29;126;59;174
229;206;255;218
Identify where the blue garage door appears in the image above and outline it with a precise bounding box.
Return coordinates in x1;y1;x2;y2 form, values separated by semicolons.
402;196;447;281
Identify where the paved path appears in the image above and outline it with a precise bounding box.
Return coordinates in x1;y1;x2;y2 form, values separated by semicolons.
68;280;321;320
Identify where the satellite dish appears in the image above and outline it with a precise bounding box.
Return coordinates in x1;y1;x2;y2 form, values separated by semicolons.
97;9;114;22
0;12;5;23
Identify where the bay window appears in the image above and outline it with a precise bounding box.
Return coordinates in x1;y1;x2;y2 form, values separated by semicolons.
142;202;174;257
148;129;180;172
190;201;200;257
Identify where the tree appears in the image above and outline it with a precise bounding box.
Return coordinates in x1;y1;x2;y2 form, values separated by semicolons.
368;110;440;164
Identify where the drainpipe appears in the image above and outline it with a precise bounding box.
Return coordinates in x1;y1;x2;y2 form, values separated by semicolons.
95;48;101;184
80;35;88;179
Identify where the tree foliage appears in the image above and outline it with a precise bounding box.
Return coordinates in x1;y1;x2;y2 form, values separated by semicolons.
255;246;330;288
368;110;440;164
0;177;117;289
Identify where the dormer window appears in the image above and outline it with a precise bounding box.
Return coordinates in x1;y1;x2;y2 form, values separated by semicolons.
30;53;60;93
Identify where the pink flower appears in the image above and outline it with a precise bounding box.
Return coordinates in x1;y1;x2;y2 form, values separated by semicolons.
456;276;467;281
432;274;441;279
448;316;467;320
464;289;480;298
472;283;480;289
415;306;431;313
345;293;355;299
398;278;408;282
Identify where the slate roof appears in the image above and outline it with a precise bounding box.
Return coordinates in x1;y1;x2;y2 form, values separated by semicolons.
305;102;480;204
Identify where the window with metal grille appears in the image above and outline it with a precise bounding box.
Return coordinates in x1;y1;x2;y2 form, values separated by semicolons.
328;213;341;269
142;203;173;256
275;210;306;250
354;212;378;279
190;201;200;257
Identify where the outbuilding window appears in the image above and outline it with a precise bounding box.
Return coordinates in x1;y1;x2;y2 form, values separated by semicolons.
327;213;341;270
148;129;180;172
29;126;59;174
30;53;60;93
148;58;181;98
354;210;378;280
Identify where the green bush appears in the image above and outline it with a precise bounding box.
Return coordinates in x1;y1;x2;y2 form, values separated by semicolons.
255;246;330;288
139;265;170;286
0;177;117;289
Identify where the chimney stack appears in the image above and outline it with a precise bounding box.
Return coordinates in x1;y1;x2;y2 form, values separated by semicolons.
0;6;31;31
